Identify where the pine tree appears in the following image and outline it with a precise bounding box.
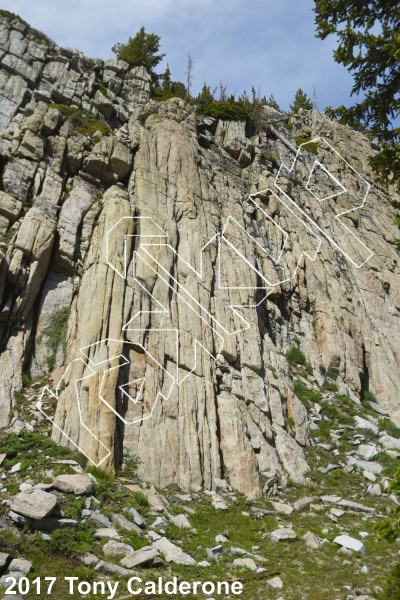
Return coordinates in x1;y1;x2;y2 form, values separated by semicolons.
290;88;313;112
161;65;172;90
111;27;165;85
266;94;280;111
196;83;215;105
314;0;400;251
314;0;400;186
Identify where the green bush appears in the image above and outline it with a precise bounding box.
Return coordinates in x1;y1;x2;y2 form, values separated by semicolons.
286;347;306;365
196;101;251;122
14;390;24;404
152;84;186;102
86;465;131;505
320;401;340;420
87;465;114;484
0;529;18;553
72;566;94;581
49;523;95;556
63;496;85;519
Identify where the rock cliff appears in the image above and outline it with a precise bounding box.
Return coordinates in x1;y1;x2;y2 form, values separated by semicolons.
0;13;399;499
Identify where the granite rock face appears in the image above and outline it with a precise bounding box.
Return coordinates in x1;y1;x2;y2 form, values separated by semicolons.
0;14;399;498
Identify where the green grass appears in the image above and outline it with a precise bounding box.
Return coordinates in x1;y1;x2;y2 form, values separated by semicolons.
128;491;150;511
293;136;319;154
0;430;85;481
49;523;96;556
294;381;323;404
48;104;111;137
22;372;32;387
379;418;400;438
41;307;70;370
0;226;17;245
95;82;109;98
334;394;359;416
362;390;377;402
322;379;338;392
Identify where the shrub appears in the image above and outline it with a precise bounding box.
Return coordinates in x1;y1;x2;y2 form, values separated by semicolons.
63;496;85;519
49;523;95;556
14;390;24;404
320;401;340;420
196;101;251;122
152;81;187;102
286;347;306;365
95;82;109;97
87;465;114;484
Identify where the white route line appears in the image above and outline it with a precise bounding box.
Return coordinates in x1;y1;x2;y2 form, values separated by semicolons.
106;216;167;279
36;340;175;466
38;135;374;465
124;249;262;383
36;358;112;466
306;159;347;202
274;136;374;268
221;200;322;287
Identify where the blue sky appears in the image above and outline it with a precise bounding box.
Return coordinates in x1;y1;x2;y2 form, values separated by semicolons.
3;0;356;110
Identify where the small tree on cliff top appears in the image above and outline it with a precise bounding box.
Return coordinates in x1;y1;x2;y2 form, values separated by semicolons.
111;27;165;85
